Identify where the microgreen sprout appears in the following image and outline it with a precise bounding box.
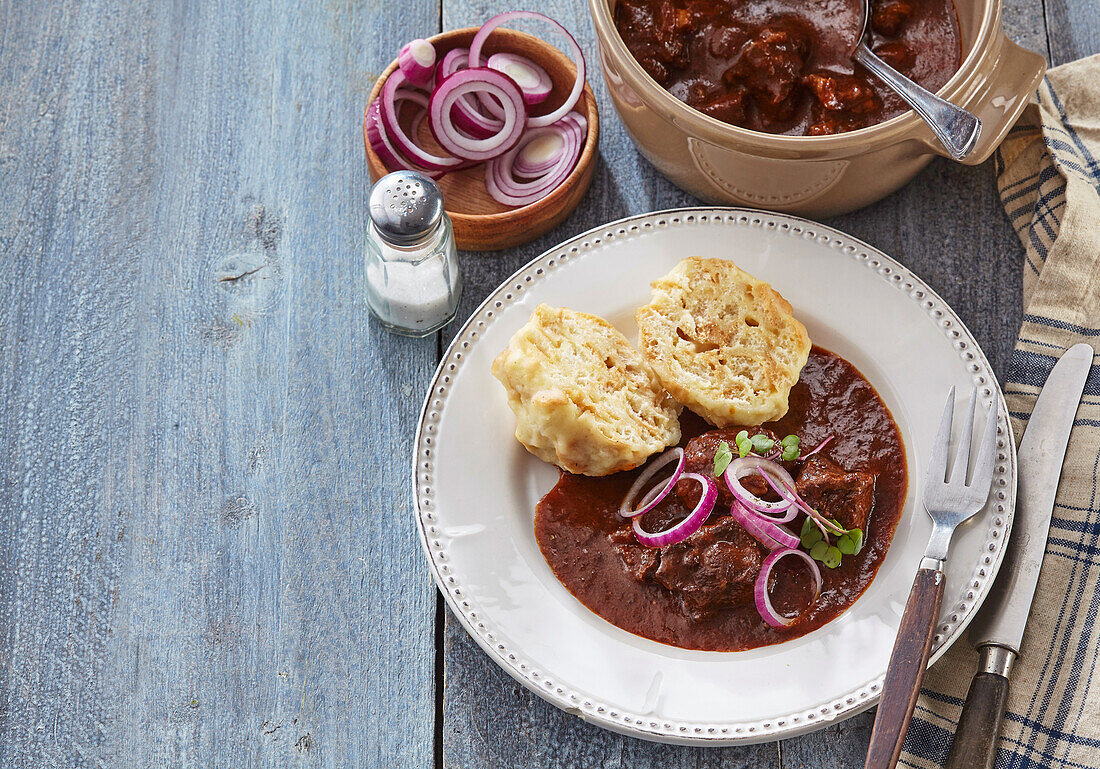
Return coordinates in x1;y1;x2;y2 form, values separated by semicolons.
800;516;823;548
780;434;800;461
751;434;776;454
713;441;734;476
735;430;751;458
838;528;864;555
800;512;863;568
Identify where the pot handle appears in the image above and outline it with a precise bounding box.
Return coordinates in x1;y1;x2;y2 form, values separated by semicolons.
935;37;1046;165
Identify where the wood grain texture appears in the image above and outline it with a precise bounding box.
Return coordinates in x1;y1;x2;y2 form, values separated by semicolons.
0;0;439;766
943;670;1010;769
442;618;781;769
0;0;1092;765
1044;0;1100;65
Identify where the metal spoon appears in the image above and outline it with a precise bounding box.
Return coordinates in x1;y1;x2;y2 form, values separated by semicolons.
853;0;981;160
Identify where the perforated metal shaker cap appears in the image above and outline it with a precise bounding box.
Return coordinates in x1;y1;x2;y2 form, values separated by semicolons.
368;171;445;246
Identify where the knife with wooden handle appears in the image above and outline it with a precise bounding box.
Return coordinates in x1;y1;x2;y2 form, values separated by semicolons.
944;342;1093;769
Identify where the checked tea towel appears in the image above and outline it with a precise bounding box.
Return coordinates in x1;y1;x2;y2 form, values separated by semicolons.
899;55;1100;769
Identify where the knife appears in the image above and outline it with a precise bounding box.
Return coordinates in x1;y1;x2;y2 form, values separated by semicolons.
943;342;1093;769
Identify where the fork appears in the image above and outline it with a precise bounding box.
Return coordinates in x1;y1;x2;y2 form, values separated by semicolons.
865;387;1000;769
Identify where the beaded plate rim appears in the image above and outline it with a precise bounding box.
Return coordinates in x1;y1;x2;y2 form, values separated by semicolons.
412;207;1017;745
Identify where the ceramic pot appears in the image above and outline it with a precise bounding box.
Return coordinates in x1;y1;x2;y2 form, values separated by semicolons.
589;0;1044;216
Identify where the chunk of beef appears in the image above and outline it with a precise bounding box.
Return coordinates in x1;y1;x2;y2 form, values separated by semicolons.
795;456;875;530
807;115;855;135
805;72;882;114
614;0;673;84
678;427;778;506
655;515;765;617
688;83;749;125
723;20;811;118
653;2;693;68
871;0;915;37
610;526;661;581
642;56;672;86
707;24;750;59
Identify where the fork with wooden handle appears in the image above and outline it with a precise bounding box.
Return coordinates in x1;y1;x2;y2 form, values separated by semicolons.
864;387;1000;769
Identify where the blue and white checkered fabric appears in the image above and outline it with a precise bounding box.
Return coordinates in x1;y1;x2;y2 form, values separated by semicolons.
900;55;1100;769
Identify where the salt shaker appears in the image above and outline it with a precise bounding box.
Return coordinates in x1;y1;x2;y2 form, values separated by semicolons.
365;171;462;337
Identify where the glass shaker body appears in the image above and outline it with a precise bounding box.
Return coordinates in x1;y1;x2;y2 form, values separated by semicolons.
364;171;462;337
364;216;462;337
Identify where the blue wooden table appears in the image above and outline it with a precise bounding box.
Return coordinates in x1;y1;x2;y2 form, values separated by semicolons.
0;0;1095;766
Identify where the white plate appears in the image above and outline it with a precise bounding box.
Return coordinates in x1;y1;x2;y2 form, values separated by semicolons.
413;208;1016;745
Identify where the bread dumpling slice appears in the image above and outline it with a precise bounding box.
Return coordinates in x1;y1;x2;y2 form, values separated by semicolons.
492;304;682;476
635;257;810;426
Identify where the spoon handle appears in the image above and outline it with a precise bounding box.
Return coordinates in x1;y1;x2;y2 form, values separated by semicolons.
855;45;982;160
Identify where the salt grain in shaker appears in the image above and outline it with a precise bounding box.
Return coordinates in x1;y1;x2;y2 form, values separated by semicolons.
365;171;462;336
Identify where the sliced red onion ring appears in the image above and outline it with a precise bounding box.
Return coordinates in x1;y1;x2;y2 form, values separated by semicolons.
618;448;685;519
755;548;823;629
398;39;437;87
484;115;584;206
365;99;445;179
438;47;469;80
514;130;566;177
637;479;669;509
409;109;429;147
632;473;718;548
378;70;465;172
729;500;800;551
449;99;504;139
487;52;553;105
724;457;797;522
429;68;527;161
565;110;587;133
468;11;586;128
437;47;506;139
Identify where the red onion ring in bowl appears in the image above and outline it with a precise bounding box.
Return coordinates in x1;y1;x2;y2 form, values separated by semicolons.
484;115;584;206
632;472;718;547
438;47;469;79
429;68;527;161
437;47;506;140
468;11;586;128
398;39;437;87
513;130;567;177
724;457;797;522
365;98;446;179
487;52;553;105
618;448;685;519
755;548;823;628
378;70;465;172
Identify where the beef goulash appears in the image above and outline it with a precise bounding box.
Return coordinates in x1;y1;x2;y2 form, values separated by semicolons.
613;0;962;135
494;258;907;651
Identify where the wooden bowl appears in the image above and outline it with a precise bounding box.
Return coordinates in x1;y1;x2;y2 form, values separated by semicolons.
365;27;599;252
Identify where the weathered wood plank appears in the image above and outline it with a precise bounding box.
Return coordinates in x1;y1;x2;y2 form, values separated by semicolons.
437;0;1043;766
1044;0;1099;66
443;617;780;768
0;0;439;766
436;1;779;766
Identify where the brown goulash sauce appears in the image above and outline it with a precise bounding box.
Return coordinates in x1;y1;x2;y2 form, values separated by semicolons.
535;347;906;651
614;0;962;135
